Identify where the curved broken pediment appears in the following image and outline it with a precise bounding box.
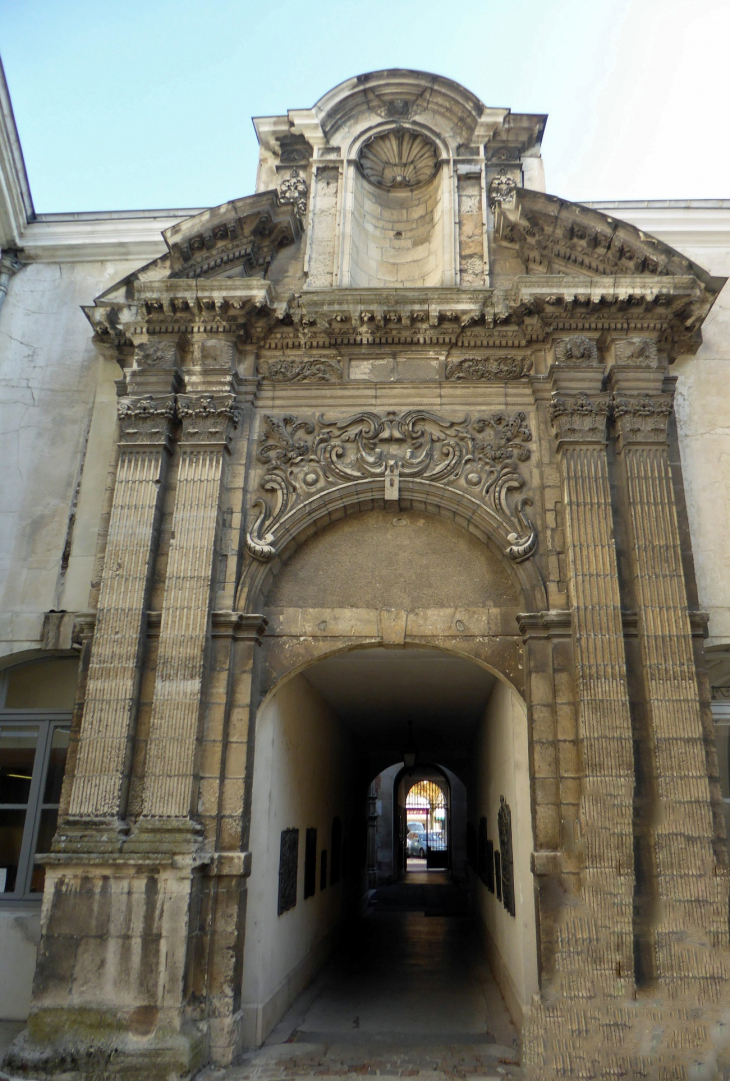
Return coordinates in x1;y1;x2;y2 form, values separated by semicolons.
494;187;721;288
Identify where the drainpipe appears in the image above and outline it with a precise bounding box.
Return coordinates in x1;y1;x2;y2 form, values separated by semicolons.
0;248;21;315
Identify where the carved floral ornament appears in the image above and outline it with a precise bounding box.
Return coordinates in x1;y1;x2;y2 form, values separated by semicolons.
257;356;342;382
277;169;308;218
488;173;517;211
614;337;659;368
245;409;538;564
554;336;599;366
445;355;532;381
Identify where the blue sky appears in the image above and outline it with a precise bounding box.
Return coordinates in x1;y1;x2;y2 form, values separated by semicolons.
1;0;728;212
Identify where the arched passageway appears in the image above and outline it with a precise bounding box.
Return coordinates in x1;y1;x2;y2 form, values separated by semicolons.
241;646;538;1053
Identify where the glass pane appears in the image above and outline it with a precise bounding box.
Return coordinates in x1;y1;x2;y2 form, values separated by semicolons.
30;808;59;894
43;728;70;804
0;727;39;804
0;808;27;893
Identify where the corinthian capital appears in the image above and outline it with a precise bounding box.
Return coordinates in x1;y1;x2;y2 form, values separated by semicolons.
613;392;672;448
549;392;610;446
117;394;176;446
177;393;241;445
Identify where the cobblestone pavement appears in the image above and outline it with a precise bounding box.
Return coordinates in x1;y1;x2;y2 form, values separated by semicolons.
198;1039;522;1081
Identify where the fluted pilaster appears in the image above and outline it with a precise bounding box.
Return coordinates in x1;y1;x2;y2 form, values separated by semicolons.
140;393;240;824
67;394;176;824
549;388;636;991
612;377;730;995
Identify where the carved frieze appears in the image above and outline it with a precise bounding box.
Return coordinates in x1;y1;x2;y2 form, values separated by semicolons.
177;394;241;443
554;336;599;366
258;356;342;383
445;355;532;381
549;392;610;445
117;394;176;445
614;337;659;368
613;393;672;445
246;409;537;563
277;168;308;218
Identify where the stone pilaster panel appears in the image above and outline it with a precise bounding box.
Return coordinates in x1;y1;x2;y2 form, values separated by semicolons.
140;395;240;824
66;395;176;829
612;380;730;991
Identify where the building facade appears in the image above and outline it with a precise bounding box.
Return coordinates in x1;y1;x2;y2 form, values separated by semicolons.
2;68;730;1079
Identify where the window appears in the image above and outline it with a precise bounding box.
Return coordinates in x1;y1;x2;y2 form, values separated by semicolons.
0;720;70;899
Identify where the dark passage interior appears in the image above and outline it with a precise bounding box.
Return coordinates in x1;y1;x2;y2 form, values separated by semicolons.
248;871;522;1079
242;647;538;1057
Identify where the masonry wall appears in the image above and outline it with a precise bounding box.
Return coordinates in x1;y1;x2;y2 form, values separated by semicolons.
0;258;144;657
240;674;356;1047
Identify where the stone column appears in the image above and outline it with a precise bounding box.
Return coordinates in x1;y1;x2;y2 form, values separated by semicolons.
611;367;730;994
547;375;637;993
135;390;240;837
65;389;176;836
523;361;638;1078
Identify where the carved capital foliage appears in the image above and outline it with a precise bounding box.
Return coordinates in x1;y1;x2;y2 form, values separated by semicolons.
613;393;673;446
257;356;342;383
554;335;599;366
614;337;659;368
245;409;537;564
445;355;532;381
177;394;241;444
117;395;176;445
549;392;610;445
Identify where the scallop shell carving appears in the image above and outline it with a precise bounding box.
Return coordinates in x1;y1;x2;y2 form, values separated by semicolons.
358;130;439;189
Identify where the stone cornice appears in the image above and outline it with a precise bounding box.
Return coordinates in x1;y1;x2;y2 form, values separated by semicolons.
84;277;714;357
0;58;34;248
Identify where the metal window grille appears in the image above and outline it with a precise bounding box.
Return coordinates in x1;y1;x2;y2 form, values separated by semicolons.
330;815;342;885
498;795;515;917
304;827;317;899
277;828;299;915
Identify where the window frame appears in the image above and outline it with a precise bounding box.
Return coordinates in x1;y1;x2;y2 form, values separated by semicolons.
0;710;71;903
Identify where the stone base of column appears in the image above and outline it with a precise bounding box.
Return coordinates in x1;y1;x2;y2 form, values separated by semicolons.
124;816;205;855
52;816;130;854
4;1009;207;1080
2;857;210;1080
